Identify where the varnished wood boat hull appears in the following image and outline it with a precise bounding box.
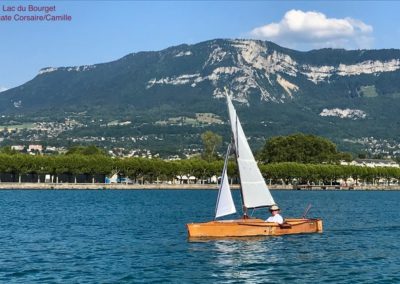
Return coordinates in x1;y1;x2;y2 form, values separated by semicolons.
187;218;323;238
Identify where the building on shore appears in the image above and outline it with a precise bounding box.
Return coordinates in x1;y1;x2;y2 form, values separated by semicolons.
175;175;197;184
28;144;43;152
341;159;400;168
11;145;25;151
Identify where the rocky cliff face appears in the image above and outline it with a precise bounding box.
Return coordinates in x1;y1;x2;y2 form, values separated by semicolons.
2;38;400;113
144;39;400;104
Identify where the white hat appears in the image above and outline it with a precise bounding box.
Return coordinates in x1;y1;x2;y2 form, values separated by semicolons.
270;204;280;211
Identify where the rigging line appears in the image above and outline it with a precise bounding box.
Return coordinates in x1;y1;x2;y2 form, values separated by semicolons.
226;94;246;217
236;114;239;158
302;204;312;219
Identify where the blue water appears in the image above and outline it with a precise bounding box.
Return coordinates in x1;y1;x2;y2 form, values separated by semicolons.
0;190;399;283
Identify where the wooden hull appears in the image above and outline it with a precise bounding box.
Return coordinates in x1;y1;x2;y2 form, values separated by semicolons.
187;218;323;238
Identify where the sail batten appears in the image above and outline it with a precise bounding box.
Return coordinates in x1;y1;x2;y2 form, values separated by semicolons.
226;95;275;209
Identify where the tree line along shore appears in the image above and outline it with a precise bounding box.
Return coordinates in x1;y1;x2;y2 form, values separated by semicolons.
1;133;399;189
0;183;398;191
0;153;399;188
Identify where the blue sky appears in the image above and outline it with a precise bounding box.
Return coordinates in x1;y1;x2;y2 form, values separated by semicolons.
1;1;400;90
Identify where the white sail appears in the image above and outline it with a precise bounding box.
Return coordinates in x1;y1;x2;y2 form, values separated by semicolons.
226;95;275;209
215;145;237;218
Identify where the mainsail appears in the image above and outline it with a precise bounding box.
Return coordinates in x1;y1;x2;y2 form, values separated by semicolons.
215;144;237;218
226;95;275;209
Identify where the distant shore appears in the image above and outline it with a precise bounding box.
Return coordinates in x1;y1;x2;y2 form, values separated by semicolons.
0;183;399;190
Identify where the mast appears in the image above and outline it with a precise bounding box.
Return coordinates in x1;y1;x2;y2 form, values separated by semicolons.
227;95;247;218
234;113;248;218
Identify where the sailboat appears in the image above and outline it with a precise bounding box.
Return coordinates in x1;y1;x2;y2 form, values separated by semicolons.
187;94;323;238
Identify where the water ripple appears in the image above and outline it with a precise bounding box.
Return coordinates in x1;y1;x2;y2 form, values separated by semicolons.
0;190;399;283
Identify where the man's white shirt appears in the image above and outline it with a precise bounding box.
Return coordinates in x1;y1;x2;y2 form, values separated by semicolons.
265;214;283;224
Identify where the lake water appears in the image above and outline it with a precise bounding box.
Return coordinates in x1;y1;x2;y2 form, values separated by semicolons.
0;189;399;283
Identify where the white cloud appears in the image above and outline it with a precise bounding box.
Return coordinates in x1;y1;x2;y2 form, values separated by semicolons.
250;10;373;50
0;86;8;93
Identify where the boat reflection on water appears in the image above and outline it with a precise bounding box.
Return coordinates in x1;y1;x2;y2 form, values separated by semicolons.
187;234;326;283
209;238;284;283
188;236;272;243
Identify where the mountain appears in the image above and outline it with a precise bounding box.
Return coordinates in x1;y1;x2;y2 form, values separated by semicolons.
2;39;400;156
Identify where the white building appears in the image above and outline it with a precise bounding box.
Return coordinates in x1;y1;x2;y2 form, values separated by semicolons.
11;145;25;151
175;175;197;184
341;159;400;168
28;144;43;152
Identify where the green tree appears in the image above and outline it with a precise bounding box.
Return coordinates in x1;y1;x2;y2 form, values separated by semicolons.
201;131;222;162
86;156;113;183
259;133;348;164
66;145;107;156
0;146;18;155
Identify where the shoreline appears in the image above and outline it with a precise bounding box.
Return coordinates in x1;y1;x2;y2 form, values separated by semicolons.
0;183;399;190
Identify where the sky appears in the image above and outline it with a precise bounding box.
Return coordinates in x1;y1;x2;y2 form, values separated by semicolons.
1;1;400;90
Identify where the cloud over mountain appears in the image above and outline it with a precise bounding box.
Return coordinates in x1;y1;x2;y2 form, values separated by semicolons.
0;86;8;93
250;10;373;50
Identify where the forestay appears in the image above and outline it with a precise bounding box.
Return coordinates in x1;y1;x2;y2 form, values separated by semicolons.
215;144;237;218
226;95;275;209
